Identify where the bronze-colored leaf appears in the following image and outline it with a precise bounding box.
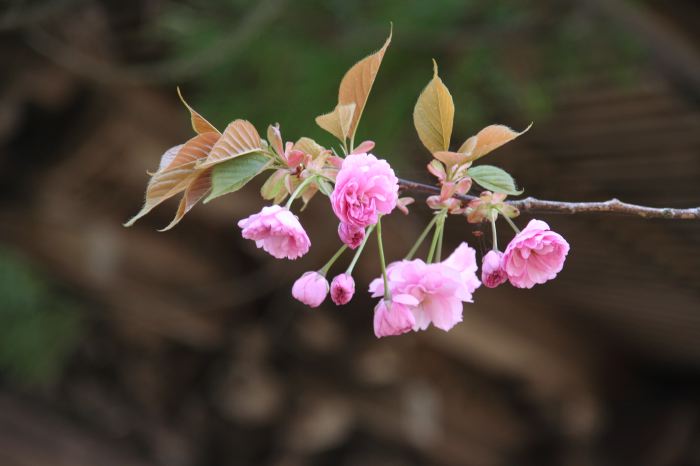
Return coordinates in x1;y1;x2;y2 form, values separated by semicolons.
337;27;392;138
433;151;469;168
267;124;284;156
461;123;532;162
156;144;184;172
457;135;477;155
124;132;219;226
315;103;356;142
159;168;212;231
163;132;220;172
293;137;325;158
177;87;220;135
199;119;262;168
260;169;287;202
413;60;454;154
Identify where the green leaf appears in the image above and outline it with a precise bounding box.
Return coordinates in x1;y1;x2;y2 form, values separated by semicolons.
467;165;523;195
204;152;270;203
317;178;333;196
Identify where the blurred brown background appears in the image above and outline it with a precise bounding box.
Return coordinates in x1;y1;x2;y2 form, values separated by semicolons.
1;0;700;465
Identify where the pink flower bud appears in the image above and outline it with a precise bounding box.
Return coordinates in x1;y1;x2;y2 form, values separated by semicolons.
338;222;365;249
292;271;329;308
481;250;507;288
373;299;415;338
330;273;355;305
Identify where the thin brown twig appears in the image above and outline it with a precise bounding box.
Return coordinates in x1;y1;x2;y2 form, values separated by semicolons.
397;178;700;220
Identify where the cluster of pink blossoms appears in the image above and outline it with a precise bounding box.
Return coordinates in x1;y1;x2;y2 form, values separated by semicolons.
369;243;480;336
236;151;569;339
127;33;573;341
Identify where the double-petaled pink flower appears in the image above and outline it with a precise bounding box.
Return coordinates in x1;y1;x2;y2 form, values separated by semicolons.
369;243;481;336
331;153;399;228
502;219;569;289
238;205;310;260
481;250;507;288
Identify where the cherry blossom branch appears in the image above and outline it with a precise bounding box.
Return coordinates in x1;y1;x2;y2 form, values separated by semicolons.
397;178;700;220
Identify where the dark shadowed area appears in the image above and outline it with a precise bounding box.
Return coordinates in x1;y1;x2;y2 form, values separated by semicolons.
1;0;700;465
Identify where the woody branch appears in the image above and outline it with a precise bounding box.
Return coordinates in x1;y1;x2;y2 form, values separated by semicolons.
398;178;700;220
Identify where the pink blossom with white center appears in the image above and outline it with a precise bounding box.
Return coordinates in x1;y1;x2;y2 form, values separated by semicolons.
238;205;310;260
481;250;507;288
331;153;399;228
292;271;329;308
502;219;570;288
369;243;481;333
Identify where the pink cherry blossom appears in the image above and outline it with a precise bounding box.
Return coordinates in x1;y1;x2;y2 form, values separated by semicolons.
238;205;310;260
338;223;365;249
502;219;570;289
369;243;481;333
373;299;415;338
330;273;355;305
331;153;399;228
292;271;329;308
481;250;507;288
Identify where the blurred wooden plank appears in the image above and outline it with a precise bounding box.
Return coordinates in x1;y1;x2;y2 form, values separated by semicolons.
0;393;155;466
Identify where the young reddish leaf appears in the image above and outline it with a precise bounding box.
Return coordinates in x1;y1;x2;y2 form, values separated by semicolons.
199;119;262;168
413;60;454;154
266;124;285;157
331;27;392;140
261;169;287;202
177;87;220;135
351;140;375;154
301;183;319;208
156;144;184;172
315;103;355;142
433;151;469;168
163;132;220;172
457;135;477;155
124;132;219;227
293;137;326;158
159;168;213;231
459;123;532;162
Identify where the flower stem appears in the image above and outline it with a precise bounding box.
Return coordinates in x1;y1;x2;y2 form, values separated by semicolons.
319;244;348;276
435;215;445;262
285;175;317;209
346;224;376;274
490;211;499;251
426;210;446;264
405;213;440;260
500;210;521;234
376;217;391;300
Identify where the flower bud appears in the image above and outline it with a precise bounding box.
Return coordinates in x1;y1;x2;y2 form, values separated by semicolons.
373;299;415;338
330;273;355;305
338;222;365;249
292;271;329;308
481;250;507;288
